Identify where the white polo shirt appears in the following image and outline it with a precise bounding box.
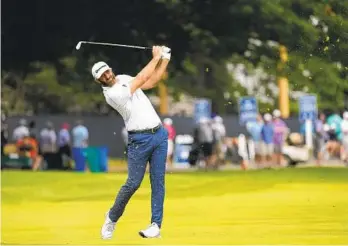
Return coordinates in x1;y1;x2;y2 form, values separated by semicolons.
103;74;161;131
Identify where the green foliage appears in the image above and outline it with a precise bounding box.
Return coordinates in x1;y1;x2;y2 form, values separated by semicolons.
2;0;348;114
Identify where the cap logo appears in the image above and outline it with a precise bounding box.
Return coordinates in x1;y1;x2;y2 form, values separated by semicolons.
95;64;107;74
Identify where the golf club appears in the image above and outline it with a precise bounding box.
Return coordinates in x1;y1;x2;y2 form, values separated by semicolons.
76;41;153;51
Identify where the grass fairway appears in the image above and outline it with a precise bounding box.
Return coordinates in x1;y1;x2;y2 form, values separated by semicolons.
1;168;348;245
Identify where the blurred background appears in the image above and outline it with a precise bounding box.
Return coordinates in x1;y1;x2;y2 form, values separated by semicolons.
2;0;348;172
2;1;348;245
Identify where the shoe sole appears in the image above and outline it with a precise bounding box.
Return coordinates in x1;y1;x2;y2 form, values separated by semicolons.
138;231;161;238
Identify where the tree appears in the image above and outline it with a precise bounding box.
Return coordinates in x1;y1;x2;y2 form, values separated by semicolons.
2;0;348;114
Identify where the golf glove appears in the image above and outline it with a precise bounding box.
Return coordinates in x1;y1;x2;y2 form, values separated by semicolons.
161;46;171;60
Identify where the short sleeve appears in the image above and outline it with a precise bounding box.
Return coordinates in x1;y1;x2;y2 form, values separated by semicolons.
105;83;131;106
117;74;135;84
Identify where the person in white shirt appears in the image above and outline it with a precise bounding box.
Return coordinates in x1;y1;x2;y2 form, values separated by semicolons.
93;46;171;240
12;118;29;141
39;121;57;154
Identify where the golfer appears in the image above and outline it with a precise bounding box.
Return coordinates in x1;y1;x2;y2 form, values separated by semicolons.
91;46;171;239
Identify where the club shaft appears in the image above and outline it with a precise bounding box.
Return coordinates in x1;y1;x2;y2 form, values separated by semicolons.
80;41;151;50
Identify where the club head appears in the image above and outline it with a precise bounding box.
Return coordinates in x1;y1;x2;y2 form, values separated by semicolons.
76;41;82;50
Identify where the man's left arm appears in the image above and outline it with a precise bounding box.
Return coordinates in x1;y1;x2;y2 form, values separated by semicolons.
141;47;171;90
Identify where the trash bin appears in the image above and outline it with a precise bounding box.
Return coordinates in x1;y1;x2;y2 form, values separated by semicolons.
98;146;108;172
72;148;86;172
72;146;108;173
84;147;100;172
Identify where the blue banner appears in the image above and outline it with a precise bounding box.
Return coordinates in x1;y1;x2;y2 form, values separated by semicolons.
173;135;194;169
298;95;318;122
238;96;258;125
194;99;212;124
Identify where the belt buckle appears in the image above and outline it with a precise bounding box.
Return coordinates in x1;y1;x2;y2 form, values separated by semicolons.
151;128;155;134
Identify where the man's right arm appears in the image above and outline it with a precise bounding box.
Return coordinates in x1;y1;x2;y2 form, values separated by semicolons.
130;46;162;94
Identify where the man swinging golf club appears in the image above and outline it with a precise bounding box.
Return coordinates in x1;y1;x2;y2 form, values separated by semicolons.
92;45;171;239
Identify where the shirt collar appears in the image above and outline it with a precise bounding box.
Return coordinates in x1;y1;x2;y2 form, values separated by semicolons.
101;77;119;91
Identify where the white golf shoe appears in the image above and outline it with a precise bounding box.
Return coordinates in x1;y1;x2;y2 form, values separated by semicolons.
101;212;116;240
139;222;161;238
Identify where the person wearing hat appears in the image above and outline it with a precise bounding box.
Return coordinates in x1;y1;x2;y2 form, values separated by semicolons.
92;46;171;239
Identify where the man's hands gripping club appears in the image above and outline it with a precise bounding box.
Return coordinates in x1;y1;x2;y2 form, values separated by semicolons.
130;46;171;93
140;46;171;90
152;46;171;60
161;46;171;60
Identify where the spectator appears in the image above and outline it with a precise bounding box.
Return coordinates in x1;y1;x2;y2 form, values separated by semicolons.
72;120;89;148
189;124;202;167
246;114;264;166
325;123;341;158
314;113;328;165
327;124;338;141
12;118;29;141
212;116;227;166
327;112;343;141
196;117;215;169
40;121;57;169
40;121;57;153
163;118;176;166
261;113;274;167
58;123;72;169
340;111;348;163
272;109;288;166
16;135;42;170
